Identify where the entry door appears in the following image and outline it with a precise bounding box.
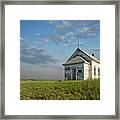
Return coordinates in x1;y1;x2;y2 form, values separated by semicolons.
77;69;84;80
72;69;76;80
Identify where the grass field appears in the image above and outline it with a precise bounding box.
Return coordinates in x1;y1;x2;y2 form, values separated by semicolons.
20;79;100;100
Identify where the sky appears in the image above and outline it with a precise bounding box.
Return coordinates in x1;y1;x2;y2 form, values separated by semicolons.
20;20;100;80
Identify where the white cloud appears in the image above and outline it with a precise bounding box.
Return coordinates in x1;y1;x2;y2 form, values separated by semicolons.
87;33;96;36
41;38;49;43
21;38;58;64
80;27;94;30
62;20;71;26
20;36;27;41
34;33;41;37
55;20;99;32
50;34;65;42
63;42;83;48
65;32;75;37
88;48;100;52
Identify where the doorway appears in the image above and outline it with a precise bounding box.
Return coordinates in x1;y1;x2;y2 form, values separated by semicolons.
72;69;76;80
77;69;84;80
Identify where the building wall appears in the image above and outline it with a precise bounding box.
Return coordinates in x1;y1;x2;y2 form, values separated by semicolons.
91;60;100;79
84;63;90;80
64;61;100;80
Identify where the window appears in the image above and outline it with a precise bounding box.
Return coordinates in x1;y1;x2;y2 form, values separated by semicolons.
78;70;82;73
77;65;83;69
65;67;70;70
98;67;100;76
94;67;96;76
65;73;71;80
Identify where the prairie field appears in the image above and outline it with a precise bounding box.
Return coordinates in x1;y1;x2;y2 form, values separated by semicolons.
20;79;100;100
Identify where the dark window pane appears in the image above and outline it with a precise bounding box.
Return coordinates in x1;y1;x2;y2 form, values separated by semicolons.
94;67;96;75
78;70;82;73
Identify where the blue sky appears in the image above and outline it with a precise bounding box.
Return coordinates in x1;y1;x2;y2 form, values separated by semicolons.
20;20;100;80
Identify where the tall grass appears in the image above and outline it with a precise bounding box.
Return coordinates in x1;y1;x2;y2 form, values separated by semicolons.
20;79;100;100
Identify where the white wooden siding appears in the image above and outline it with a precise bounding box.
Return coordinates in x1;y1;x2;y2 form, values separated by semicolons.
91;60;100;79
84;63;90;80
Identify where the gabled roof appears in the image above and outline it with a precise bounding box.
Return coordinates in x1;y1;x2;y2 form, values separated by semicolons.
62;48;100;66
62;56;90;65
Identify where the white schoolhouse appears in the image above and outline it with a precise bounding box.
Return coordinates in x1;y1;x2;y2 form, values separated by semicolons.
62;48;100;80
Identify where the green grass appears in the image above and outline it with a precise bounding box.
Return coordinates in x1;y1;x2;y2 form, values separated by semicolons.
20;79;100;100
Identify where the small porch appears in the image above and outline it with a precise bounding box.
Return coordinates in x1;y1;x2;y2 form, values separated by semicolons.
64;65;84;80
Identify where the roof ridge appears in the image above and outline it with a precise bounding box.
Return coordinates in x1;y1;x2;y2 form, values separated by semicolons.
63;48;100;65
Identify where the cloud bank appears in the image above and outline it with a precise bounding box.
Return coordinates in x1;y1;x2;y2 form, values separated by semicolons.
21;40;58;64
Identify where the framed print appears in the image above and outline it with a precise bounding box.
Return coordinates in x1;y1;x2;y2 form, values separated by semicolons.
0;0;120;119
